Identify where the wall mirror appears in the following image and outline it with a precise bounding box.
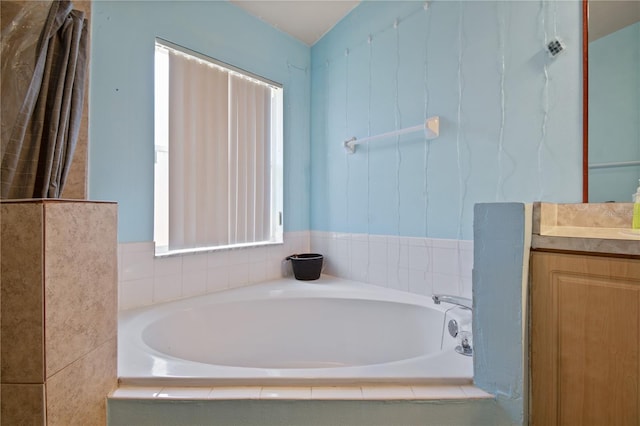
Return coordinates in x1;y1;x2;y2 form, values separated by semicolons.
585;0;640;202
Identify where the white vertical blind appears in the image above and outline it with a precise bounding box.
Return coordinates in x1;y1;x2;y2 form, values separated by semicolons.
154;48;170;249
228;74;271;245
168;50;230;250
154;40;282;253
161;45;274;251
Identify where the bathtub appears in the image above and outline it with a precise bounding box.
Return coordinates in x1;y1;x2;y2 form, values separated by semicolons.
118;276;473;386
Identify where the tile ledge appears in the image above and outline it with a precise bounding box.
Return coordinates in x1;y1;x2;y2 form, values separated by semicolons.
109;384;493;401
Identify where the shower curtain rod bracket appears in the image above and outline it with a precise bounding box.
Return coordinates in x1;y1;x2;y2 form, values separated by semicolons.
344;137;357;154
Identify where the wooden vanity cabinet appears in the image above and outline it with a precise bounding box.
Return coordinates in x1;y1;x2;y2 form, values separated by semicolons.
530;251;640;426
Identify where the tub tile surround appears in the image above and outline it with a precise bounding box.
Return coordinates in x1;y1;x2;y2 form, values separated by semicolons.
45;338;117;425
44;202;118;378
311;231;473;299
0;383;46;424
0;202;44;383
0;200;118;425
118;231;472;310
118;231;310;310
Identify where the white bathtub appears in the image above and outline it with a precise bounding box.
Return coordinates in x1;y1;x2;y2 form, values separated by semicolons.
118;276;473;386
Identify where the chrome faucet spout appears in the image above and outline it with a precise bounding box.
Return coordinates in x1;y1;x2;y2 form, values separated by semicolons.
432;294;472;310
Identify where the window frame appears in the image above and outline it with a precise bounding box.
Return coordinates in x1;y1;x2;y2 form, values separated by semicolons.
153;39;284;257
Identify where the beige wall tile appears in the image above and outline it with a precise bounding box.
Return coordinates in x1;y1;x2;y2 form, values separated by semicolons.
46;338;117;426
556;203;633;228
536;202;558;234
44;202;117;377
1;203;44;383
0;383;46;425
535;202;635;234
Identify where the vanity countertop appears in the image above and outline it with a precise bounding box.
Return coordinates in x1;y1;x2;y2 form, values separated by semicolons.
532;202;640;257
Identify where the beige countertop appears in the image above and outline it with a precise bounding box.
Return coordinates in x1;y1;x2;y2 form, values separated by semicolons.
540;226;640;240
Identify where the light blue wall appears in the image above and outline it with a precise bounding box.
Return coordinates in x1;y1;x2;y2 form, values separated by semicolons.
310;0;582;240
89;0;311;242
90;0;583;243
589;21;640;202
474;203;531;424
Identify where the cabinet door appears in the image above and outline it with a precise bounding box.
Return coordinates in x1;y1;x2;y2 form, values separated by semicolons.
530;252;640;426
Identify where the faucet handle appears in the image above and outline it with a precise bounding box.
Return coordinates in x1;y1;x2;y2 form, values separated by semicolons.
455;330;473;356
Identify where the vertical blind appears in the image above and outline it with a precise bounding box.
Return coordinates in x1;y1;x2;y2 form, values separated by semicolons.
163;46;273;251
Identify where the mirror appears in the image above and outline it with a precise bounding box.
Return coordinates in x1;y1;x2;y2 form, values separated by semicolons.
585;0;640;202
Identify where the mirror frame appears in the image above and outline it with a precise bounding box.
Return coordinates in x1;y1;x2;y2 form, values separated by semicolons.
582;0;589;202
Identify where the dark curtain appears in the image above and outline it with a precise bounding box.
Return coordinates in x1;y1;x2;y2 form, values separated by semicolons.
1;0;87;198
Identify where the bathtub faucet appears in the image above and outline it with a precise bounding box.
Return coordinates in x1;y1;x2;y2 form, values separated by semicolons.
432;294;472;310
433;294;474;357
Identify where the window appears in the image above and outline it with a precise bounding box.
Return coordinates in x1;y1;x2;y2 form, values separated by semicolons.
154;40;283;255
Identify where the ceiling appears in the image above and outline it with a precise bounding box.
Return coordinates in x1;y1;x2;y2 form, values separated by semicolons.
230;0;640;46
589;0;640;42
229;0;360;46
